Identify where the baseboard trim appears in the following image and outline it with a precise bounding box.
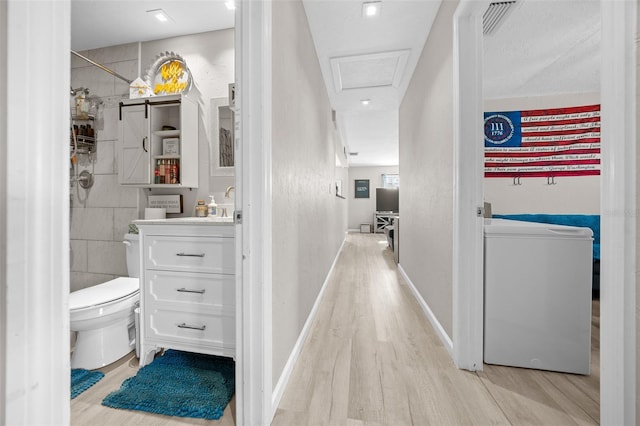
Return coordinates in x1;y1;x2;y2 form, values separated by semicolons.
397;264;454;358
271;235;348;416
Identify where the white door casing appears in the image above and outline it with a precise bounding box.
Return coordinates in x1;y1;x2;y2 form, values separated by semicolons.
452;0;490;372
599;1;637;423
2;0;70;424
235;0;273;424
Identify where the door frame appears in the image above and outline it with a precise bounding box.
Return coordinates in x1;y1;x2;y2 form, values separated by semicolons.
235;0;273;424
452;0;490;371
599;1;637;423
1;0;71;424
453;0;637;423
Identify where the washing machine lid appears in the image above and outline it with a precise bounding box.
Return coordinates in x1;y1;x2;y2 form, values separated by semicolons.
70;277;139;310
484;218;593;239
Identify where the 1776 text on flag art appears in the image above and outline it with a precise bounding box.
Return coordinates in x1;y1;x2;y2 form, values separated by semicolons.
484;104;600;178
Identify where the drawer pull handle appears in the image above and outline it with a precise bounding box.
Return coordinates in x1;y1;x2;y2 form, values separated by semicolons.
176;252;205;258
176;288;206;294
177;323;206;331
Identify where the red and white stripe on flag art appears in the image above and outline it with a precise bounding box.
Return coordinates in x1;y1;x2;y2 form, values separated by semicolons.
484;104;600;178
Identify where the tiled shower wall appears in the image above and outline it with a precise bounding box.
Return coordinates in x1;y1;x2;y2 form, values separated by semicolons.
70;44;139;292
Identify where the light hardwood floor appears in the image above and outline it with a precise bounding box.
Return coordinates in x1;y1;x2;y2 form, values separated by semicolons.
272;232;599;425
71;232;599;425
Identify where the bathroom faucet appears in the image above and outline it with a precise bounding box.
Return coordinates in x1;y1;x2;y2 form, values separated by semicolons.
225;186;235;198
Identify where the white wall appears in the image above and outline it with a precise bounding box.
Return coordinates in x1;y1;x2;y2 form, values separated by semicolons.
399;0;458;337
484;93;600;215
347;166;399;230
70;29;234;292
271;0;348;388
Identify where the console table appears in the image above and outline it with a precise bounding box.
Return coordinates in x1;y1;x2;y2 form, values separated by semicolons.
374;212;399;233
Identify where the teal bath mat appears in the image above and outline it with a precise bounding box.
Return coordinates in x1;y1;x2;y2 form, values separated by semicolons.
71;368;104;399
102;350;235;420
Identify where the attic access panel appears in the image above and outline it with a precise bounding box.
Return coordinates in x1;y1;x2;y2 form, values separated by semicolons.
330;50;410;92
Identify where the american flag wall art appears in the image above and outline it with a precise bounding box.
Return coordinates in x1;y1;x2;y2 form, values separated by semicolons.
484;104;600;178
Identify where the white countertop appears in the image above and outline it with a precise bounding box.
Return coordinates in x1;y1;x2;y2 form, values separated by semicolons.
134;217;234;226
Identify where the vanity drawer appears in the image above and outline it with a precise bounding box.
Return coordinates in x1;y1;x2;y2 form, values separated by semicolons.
145;270;235;309
146;308;235;348
145;235;234;274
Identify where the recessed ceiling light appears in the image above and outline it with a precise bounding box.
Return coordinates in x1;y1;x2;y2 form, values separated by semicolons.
225;1;236;10
362;1;381;18
361;99;371;106
147;9;171;23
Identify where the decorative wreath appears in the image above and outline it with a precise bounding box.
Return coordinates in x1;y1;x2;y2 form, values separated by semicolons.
144;51;193;96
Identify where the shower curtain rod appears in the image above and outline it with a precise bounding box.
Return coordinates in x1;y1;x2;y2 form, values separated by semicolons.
71;50;133;85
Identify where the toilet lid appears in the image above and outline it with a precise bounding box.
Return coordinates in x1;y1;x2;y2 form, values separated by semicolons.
70;277;139;310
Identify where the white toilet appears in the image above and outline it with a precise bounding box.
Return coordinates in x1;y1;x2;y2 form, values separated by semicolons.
70;233;140;370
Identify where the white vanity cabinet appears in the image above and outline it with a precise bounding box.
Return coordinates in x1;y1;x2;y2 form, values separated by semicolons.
136;221;235;366
119;94;198;188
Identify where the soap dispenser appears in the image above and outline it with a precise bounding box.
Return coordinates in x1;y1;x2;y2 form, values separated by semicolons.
208;195;218;217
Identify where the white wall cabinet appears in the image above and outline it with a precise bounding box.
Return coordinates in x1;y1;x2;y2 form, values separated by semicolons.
137;222;235;366
119;94;198;188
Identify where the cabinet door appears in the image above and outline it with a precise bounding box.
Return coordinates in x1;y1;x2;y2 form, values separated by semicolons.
119;104;150;184
179;96;199;187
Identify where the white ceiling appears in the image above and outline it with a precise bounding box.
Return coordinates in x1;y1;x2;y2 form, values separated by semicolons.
71;0;601;168
302;0;442;166
483;0;600;99
71;1;234;51
304;0;601;167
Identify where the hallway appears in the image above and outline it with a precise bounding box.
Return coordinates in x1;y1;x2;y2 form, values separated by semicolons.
272;233;599;425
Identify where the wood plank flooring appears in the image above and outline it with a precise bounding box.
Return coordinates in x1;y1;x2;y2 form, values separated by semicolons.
71;232;599;425
272;232;599;425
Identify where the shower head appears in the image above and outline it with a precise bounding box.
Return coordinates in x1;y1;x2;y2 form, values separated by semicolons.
70;87;89;96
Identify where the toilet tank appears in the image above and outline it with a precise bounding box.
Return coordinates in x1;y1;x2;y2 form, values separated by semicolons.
124;233;140;278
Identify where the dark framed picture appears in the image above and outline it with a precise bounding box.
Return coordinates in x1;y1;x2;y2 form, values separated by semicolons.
354;179;370;198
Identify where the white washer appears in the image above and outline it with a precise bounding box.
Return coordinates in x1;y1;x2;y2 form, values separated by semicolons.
484;218;593;375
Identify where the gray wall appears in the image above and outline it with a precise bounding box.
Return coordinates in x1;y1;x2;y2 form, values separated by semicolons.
636;2;640;418
70;44;140;291
271;0;349;387
348;166;399;230
0;2;6;421
398;0;458;337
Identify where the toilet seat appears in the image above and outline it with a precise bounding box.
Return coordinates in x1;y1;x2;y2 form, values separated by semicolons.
70;277;139;311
